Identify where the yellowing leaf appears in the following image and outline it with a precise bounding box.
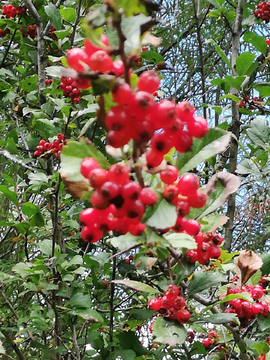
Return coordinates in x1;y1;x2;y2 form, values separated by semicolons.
12;237;22;242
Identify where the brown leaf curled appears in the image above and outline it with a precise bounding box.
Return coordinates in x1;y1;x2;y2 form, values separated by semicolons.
62;175;91;199
204;172;241;204
237;250;263;285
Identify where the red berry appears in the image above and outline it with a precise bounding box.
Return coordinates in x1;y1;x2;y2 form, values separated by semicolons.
148;297;162;311
88;168;108;188
137;70;160;94
139;188;158;206
182;218;200;236
202;338;211;348
163;185;178;201
186;249;198;262
100;181;121;199
80;157;99;178
174;130;193;153
176;309;190;323
151;132;171;155
67;48;89;72
187;116;209;138
160;165;178;185
208;245;221;259
108;164;130;185
112;83;133;105
177;173;200;196
251;285;264;300
187;190;208;208
122;182;142;200
128;223;146;236
165;284;179;299
145;150;164;168
173;295;186;310
89;50;113;73
81;225;102;243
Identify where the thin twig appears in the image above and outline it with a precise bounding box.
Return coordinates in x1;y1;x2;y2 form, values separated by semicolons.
107;243;142;260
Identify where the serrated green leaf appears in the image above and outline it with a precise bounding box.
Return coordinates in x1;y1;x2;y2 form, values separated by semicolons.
208;39;230;68
257;314;270;331
176;129;230;174
188;271;226;295
113;280;160;294
244;32;267;54
236;52;256;76
21;202;38;217
110;233;140;251
0;185;18;207
164;233;197;249
44;3;62;30
59;7;76;23
146;199;177;230
153;317;187;346
200;313;237;324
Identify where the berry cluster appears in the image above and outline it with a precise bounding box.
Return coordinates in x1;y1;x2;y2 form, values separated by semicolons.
79;159;158;242
20;24;37;38
45;79;53;85
202;330;219;348
148;284;191;324
258;354;266;360
1;4;25;18
187;330;196;343
0;28;10;37
254;2;270;22
225;284;269;326
49;26;57;40
59;76;91;103
107;71;208;159
34;133;66;158
186;232;222;265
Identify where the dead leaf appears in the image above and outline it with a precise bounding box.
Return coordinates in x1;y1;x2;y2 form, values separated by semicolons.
142;32;161;47
204;172;241;204
145;257;157;270
62;175;91;199
237;250;263;285
12;237;22;242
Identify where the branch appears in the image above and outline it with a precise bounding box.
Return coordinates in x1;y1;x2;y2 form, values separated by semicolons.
2;330;27;360
109;248;117;346
70;0;82;48
224;0;245;251
107;243;142;260
71;318;81;360
24;0;46;104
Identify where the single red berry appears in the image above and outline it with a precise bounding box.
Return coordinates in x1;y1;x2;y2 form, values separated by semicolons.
173;295;186;310
187;190;208;208
251;285;264;300
91;190;110;209
137;70;160;94
186;249;198;262
177;173;200;196
122;181;142;200
165;284;179;299
100;181;121;199
208;245;221;259
174;130;193;153
112;83;133;105
108;164;130;185
148;297;162;311
142;46;148;51
151;132;172;155
202;338;211;348
139;188;158;206
89;50;113;73
145;150;164;168
80;157;99;178
176;309;191;323
161;295;174;309
125;259;130;264
187;116;209;138
128;223;146;236
81;225;102;243
182;218;200;236
67;48;89;72
163;185;178;201
160;165;178;185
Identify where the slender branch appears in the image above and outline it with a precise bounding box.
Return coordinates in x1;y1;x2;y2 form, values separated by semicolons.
0;18;21;68
107;243;142;260
182;342;192;360
70;0;82;48
71;318;81;360
2;330;27;360
109;248;117;348
224;0;245;251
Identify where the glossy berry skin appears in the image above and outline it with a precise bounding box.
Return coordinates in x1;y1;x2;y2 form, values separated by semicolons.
148;298;162;311
88;168;108;188
139;188;158;206
67;48;89;72
160;165;178;184
177;173;200;196
187;190;208;208
187;116;209;138
202;338;211;348
128;223;146;236
176;309;190;323
173;295;186;310
182;218;201;236
112;83;133;105
122;182;142;200
137;70;160;94
165;284;179;299
81;225;102;243
80;157;99;178
251;285;264;300
186;249;198;262
108;164;130;185
89;50;113;72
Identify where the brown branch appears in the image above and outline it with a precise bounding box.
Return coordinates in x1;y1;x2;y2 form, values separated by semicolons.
109;248;117;347
2;331;27;360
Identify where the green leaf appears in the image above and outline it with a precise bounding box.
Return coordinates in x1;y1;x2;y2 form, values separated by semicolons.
176;129;230;174
33;119;58;138
153;317;187;346
44;3;62;30
60;140;109;181
6;137;18;154
253;342;269;356
223;75;245;91
200;313;237;324
12;262;32;277
243;32;267;54
219;94;240;102
110;233;140;251
74;308;103;323
236;52;256;76
188;271;226;295
141;51;164;63
117;331;147;356
257;314;270;331
69;293;90;308
236;159;261;175
0;343;5;354
246;118;270;150
208;39;230;68
253;83;270;98
59;6;76;23
146;199;177;230
108;350;136;360
164;233;197;249
129;309;155;320
261;253;270;276
21;202;38;217
38;240;53;256
112;280;160;294
0;185;18;207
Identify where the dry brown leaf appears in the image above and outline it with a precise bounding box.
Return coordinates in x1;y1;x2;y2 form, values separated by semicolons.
62;175;91;199
237;250;263;285
145;257;157;270
204;172;241;205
